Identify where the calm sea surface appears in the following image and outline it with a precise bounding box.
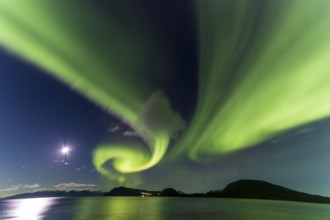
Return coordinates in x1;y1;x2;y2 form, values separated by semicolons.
1;197;330;220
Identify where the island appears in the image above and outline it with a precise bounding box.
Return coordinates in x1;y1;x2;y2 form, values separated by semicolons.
103;179;330;204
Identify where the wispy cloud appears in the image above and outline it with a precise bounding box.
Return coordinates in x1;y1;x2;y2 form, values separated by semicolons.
109;125;120;133
0;183;41;192
0;182;101;197
123;130;139;137
32;187;55;192
54;182;99;191
0;182;101;198
0;184;22;192
23;183;41;189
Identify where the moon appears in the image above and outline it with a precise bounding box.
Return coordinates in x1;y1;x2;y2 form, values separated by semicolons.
61;146;70;155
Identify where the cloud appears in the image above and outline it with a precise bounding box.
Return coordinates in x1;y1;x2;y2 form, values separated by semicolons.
54;182;99;191
75;165;89;172
32;187;55;192
0;184;22;192
139;91;185;138
0;182;100;197
123;130;139;137
0;183;40;192
109;125;120;133
23;183;41;189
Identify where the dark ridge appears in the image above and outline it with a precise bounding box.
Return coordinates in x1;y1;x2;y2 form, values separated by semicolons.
103;180;330;204
160;188;181;197
220;179;330;204
103;186;160;197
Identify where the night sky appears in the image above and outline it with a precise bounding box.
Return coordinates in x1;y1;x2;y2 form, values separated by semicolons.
1;0;330;198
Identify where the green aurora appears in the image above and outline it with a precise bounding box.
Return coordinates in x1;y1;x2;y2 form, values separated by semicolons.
1;0;330;185
173;0;330;160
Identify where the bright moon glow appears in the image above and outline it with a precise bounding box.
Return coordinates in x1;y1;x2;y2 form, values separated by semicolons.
61;146;69;154
6;198;54;220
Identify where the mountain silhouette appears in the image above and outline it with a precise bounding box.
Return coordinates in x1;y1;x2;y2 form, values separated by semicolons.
220;179;330;203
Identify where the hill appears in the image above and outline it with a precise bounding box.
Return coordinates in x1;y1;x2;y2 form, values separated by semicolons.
104;186;160;196
104;180;330;204
220;179;330;203
103;186;186;197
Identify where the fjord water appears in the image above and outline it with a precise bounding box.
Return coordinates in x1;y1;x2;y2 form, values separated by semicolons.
1;197;330;220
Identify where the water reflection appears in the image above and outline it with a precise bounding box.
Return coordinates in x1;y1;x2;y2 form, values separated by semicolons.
72;197;330;220
1;198;55;220
1;197;330;219
74;197;164;220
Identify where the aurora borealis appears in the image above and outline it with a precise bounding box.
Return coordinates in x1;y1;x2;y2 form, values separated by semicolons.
0;0;185;182
1;0;330;196
175;0;330;159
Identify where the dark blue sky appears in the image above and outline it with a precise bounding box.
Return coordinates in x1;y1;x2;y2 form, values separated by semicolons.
0;49;114;194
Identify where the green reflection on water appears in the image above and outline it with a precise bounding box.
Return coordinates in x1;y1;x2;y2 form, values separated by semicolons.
75;197;165;220
72;197;330;220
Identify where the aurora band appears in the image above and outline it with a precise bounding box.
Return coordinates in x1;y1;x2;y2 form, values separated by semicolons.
0;0;185;182
173;0;330;160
